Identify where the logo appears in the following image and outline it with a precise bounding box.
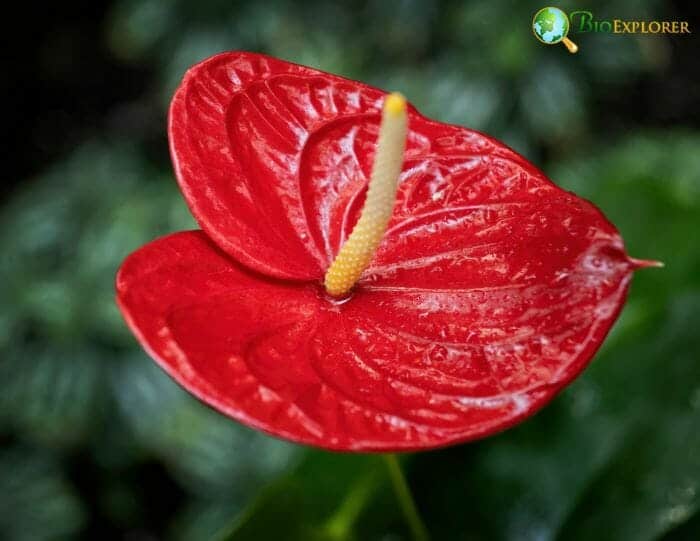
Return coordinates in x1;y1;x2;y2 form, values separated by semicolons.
532;7;578;53
533;7;692;53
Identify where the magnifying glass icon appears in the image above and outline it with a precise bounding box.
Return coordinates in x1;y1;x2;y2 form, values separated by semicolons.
533;7;579;53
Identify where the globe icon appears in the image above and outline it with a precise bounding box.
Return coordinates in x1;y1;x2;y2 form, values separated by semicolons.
532;7;578;53
533;7;569;44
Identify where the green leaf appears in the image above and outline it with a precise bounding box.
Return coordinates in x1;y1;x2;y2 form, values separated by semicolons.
555;295;700;541
112;356;300;499
0;348;106;447
0;446;85;541
217;452;412;541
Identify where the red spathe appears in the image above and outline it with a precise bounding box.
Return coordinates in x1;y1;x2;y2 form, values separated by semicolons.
117;52;638;451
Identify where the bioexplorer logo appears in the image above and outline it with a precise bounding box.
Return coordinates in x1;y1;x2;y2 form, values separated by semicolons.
532;6;692;53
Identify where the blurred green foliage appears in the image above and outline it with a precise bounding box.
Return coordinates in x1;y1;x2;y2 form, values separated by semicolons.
1;0;698;539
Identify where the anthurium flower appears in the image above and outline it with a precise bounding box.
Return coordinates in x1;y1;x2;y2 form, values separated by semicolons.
116;52;655;451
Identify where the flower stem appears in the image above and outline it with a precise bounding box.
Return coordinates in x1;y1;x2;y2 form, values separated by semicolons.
383;454;430;541
324;470;379;539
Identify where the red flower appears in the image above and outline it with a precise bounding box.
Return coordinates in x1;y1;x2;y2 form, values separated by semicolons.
116;52;649;451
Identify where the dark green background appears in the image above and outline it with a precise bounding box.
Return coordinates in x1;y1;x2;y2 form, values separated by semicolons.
1;1;698;539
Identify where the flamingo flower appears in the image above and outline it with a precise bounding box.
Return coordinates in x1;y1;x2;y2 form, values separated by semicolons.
116;52;655;451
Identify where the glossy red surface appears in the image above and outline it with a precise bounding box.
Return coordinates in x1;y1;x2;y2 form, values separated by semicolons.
117;52;641;451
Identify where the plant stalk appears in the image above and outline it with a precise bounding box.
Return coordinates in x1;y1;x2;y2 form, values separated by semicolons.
383;454;430;541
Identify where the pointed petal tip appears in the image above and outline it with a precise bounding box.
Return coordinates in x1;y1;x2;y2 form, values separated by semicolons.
628;257;664;269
